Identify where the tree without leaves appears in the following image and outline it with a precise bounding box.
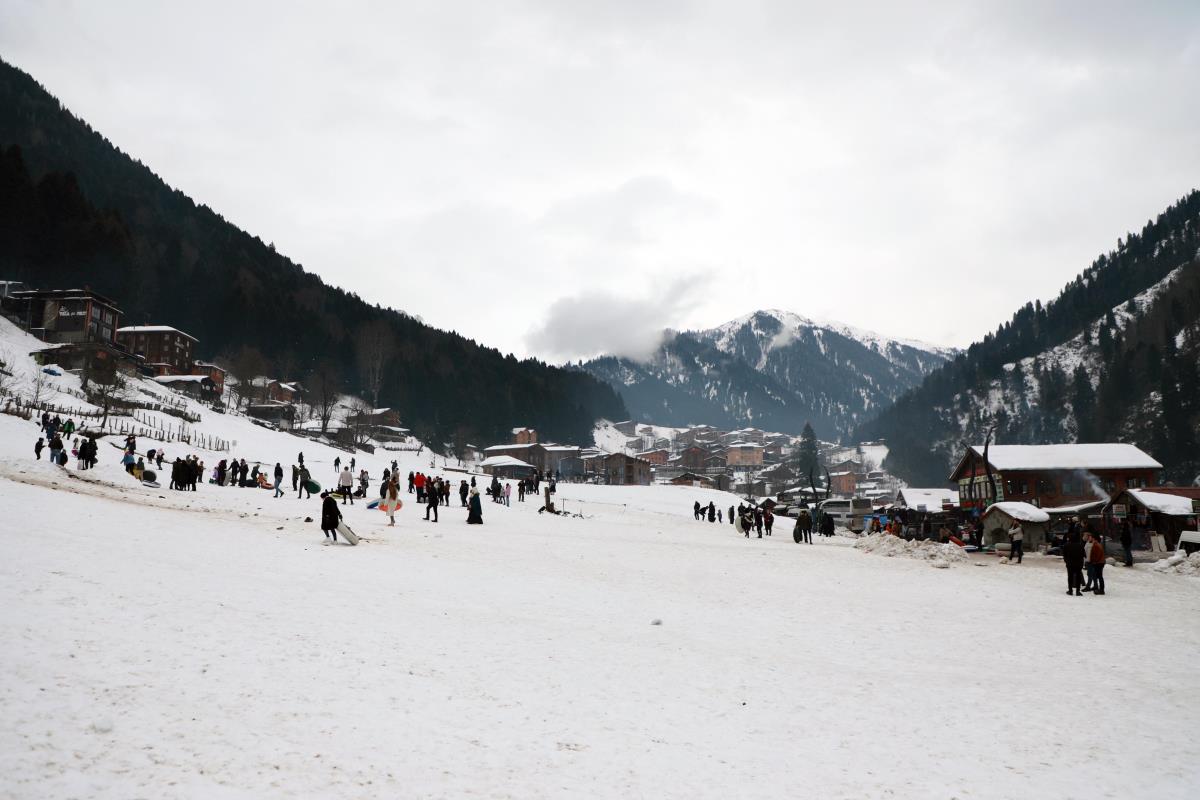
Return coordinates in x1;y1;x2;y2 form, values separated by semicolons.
227;346;268;410
310;361;341;436
356;319;395;409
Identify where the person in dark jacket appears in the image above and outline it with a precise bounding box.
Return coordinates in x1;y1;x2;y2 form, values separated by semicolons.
694;501;701;521
820;512;835;537
459;480;469;507
796;509;813;543
273;462;285;498
753;508;764;538
1119;519;1134;567
1063;529;1085;596
320;492;341;543
1086;533;1106;595
467;487;483;524
291;464;300;491
425;482;440;522
35;437;44;460
707;502;716;522
764;508;774;536
728;505;735;526
297;465;312;499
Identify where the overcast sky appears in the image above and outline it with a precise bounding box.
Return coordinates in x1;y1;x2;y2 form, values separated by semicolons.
3;1;1198;361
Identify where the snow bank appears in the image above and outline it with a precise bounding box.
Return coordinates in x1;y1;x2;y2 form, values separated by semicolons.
1152;551;1200;578
853;533;969;567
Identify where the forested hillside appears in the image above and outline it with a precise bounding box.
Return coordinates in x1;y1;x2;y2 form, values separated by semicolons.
858;191;1200;485
0;58;626;448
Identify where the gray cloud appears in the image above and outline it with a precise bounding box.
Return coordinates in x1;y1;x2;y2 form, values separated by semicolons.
525;275;712;362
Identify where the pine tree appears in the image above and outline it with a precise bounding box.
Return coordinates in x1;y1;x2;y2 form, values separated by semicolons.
795;422;820;478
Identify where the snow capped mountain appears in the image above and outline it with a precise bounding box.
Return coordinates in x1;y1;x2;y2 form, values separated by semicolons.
579;310;956;439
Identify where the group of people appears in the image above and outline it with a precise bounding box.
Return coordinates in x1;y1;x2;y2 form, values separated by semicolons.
691;500;835;542
1059;517;1112;596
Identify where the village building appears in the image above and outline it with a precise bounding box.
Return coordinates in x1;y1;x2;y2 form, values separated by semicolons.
2;288;138;375
512;427;538;445
676;446;709;471
950;444;1161;510
828;469;857;497
726;442;765;468
245;401;298;430
1108;487;1200;551
480;454;537;479
192;361;226;395
600;453;653;486
245;378;304;404
895;487;960;512
611;420;639;437
635;448;670;466
670;471;715;488
116;325;197;375
542;445;582;477
484;443;547;472
152;374;218;402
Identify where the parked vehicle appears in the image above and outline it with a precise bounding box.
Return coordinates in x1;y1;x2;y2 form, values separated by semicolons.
818;498;873;533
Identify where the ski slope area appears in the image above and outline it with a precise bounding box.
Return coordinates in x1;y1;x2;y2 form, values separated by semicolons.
1;409;1199;799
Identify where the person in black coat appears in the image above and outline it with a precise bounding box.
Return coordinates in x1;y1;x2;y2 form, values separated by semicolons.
1062;529;1085;596
467;488;483;524
459;480;469;507
1119;519;1134;567
820;512;835;537
707;502;716;522
425;483;440;522
753;508;763;538
321;492;342;543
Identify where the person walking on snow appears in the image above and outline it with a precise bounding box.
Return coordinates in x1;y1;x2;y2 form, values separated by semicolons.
334;456;341;473
467;487;483;524
273;462;285;498
320;492;342;544
35;437;44;460
504;482;512;506
694;501;701;521
459;480;469;507
764;507;774;535
338;467;354;505
424;481;440;522
1008;520;1024;564
1120;519;1134;567
384;477;400;526
297;465;312;499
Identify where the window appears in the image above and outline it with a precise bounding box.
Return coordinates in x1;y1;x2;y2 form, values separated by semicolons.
1127;477;1145;489
1061;478;1078;495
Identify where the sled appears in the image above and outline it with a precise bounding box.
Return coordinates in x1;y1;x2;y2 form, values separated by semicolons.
336;521;360;546
304;479;321;494
143;469;157;483
793;527;802;544
142;480;161;488
366;499;381;510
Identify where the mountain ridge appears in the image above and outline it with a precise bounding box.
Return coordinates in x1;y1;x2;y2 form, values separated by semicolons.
579;309;957;438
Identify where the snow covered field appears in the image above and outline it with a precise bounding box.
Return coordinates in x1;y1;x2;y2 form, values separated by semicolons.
1;404;1199;797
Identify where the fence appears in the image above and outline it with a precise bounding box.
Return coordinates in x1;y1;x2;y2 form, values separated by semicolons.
111;414;229;452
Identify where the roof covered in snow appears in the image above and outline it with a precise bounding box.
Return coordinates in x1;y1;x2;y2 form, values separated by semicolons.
983;502;1051;524
485;444;536;452
960;444;1162;474
896;488;959;510
117;325;197;340
153;374;209;384
1125;489;1200;516
479;455;535;469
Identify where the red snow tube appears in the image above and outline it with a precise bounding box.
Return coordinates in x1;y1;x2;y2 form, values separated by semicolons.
949;535;965;547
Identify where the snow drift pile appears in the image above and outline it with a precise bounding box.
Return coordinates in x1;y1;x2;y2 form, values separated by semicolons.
853;533;969;568
1151;551;1200;578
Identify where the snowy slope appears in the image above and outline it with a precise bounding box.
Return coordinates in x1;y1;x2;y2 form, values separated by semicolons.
2;409;1199;798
